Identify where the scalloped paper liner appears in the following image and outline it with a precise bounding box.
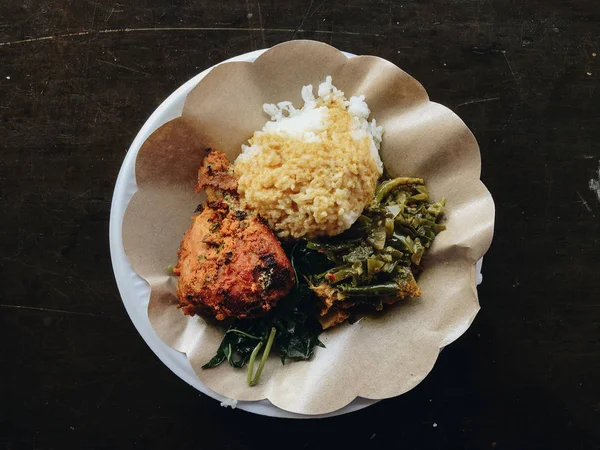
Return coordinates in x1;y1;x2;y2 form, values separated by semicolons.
123;40;495;415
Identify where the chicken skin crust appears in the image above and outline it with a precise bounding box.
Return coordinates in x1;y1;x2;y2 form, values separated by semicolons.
173;151;294;320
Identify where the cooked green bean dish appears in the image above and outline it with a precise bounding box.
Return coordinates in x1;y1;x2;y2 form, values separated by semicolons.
298;177;446;328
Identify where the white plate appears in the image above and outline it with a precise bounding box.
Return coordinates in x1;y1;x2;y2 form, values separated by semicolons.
109;47;484;419
109;48;380;419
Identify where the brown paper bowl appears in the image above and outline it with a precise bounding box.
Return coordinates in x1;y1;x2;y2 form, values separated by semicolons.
122;40;495;415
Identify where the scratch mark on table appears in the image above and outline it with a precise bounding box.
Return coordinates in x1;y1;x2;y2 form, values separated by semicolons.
97;58;149;75
589;161;600;202
502;107;516;131
0;91;17;109
2;256;61;276
576;191;593;214
506;199;524;209
502;50;517;82
105;5;123;22
84;2;98;74
456;97;500;108
46;281;70;300
72;189;92;200
309;0;328;25
563;44;570;69
244;0;256;50
292;0;327;39
79;278;106;303
12;5;45;29
257;1;266;48
0;27;377;47
292;0;315;39
96;378;118;408
0;304;119;319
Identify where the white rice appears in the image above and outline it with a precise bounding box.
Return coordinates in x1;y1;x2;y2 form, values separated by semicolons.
240;76;383;173
220;398;238;409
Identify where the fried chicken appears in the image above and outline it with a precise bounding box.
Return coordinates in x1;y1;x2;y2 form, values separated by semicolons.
173;150;294;320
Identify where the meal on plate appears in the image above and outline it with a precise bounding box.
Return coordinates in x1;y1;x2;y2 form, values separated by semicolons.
172;77;446;386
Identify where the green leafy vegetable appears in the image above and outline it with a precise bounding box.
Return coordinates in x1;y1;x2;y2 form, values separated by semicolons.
305;177;446;304
247;327;276;386
202;246;324;385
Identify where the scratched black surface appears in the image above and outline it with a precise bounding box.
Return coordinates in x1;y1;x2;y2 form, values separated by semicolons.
1;0;599;449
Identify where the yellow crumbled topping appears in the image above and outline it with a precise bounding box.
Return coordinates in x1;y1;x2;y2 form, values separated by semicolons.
234;105;380;239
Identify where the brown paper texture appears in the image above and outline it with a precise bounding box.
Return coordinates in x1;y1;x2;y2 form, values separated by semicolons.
123;40;495;415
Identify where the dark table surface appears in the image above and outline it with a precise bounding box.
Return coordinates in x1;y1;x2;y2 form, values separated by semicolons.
1;1;599;449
